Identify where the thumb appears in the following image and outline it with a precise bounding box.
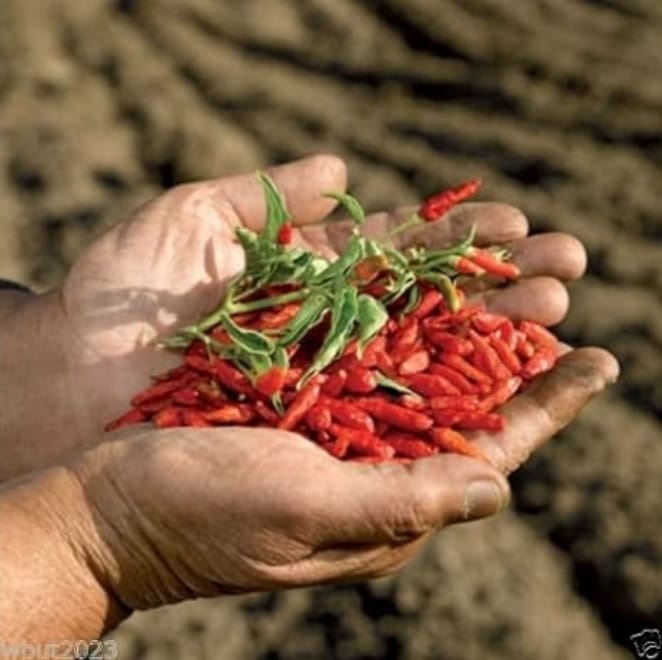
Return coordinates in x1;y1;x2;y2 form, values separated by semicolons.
321;454;511;546
198;153;347;230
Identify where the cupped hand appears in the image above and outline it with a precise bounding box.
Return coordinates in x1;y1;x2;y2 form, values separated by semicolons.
70;329;615;614
1;154;616;480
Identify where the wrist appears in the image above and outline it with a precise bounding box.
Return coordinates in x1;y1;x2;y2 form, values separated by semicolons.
0;464;130;641
0;291;82;481
0;287;33;321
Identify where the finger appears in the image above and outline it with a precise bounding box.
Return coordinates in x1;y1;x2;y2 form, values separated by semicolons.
317;202;529;255
470;347;619;474
318;453;510;547
473;276;570;326
505;233;587;281
200;154;347;230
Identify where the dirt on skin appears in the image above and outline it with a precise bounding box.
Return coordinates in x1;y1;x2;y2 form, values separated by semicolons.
0;0;660;658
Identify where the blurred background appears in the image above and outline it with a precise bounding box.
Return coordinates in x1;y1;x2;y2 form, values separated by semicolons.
1;0;660;658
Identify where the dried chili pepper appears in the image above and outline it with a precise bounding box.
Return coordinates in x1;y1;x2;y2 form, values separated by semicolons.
418;179;481;222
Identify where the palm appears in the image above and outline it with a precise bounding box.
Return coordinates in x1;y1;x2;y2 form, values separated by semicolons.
83;425;509;608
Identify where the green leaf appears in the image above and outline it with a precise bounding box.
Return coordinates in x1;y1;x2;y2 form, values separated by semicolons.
419;273;460;312
375;372;417;396
235;227;262;273
402;284;422;316
257;171;290;244
301;284;358;383
220;312;275;355
277;293;329;347
324;191;365;225
356;294;389;354
364;239;383;257
310;234;364;286
273;346;289;369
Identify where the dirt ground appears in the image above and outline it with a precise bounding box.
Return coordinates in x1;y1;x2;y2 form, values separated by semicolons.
1;0;660;658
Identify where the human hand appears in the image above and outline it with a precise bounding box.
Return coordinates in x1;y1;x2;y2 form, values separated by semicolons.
0;154;615;480
1;331;617;642
64;331;614;617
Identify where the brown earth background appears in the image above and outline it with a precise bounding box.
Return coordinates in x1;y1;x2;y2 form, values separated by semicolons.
1;0;661;658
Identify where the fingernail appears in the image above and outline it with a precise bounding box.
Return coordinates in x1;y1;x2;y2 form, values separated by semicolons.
463;480;509;521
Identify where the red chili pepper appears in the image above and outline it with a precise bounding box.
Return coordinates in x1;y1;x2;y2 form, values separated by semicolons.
390;318;421;364
400;393;426;410
466;248;520;279
215;360;254;395
326;398;375;433
427;364;480;394
322;369;348;397
195;381;226;405
278;378;323;430
172;387;200;406
411;289;444;319
521;346;557;380
429;427;487;460
518;321;558;348
375;349;396;377
277;221;294;245
256;303;301;330
468;330;512;381
306;404;333;432
453;256;485;276
454;411;505;431
430;409;465;427
284;367;304;387
423;328;472;355
320;434;350;459
429;395;480;411
471;312;506;335
479;377;522;412
418;179;482;222
355;397;433;431
181;410;212;427
254;400;281;425
204;404;255;424
440;353;492;385
184;354;217;376
360;335;387;368
105;407;147;432
130;376;192;406
383;435;437;459
488;335;522;374
210;327;231;345
154;365;189;381
515;334;536;359
185;340;207;357
255;366;288;397
403;373;462;397
154;406;183;428
329;424;395;459
345;368;378;394
498;320;517;349
398;349;431;376
353;255;390;283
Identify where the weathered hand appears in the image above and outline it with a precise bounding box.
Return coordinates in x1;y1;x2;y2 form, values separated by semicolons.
68;323;614;616
69;424;511;613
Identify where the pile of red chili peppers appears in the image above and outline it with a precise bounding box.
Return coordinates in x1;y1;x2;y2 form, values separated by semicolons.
107;177;559;463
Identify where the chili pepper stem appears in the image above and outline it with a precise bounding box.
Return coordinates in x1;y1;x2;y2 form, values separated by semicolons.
385;213;423;240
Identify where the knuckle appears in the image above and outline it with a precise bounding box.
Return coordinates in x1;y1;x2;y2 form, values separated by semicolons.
390;488;438;539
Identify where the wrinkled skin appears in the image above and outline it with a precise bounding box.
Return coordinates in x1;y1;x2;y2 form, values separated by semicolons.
0;155;618;626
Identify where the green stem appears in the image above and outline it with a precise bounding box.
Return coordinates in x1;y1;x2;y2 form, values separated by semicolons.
228;289;309;314
385;213;422;240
